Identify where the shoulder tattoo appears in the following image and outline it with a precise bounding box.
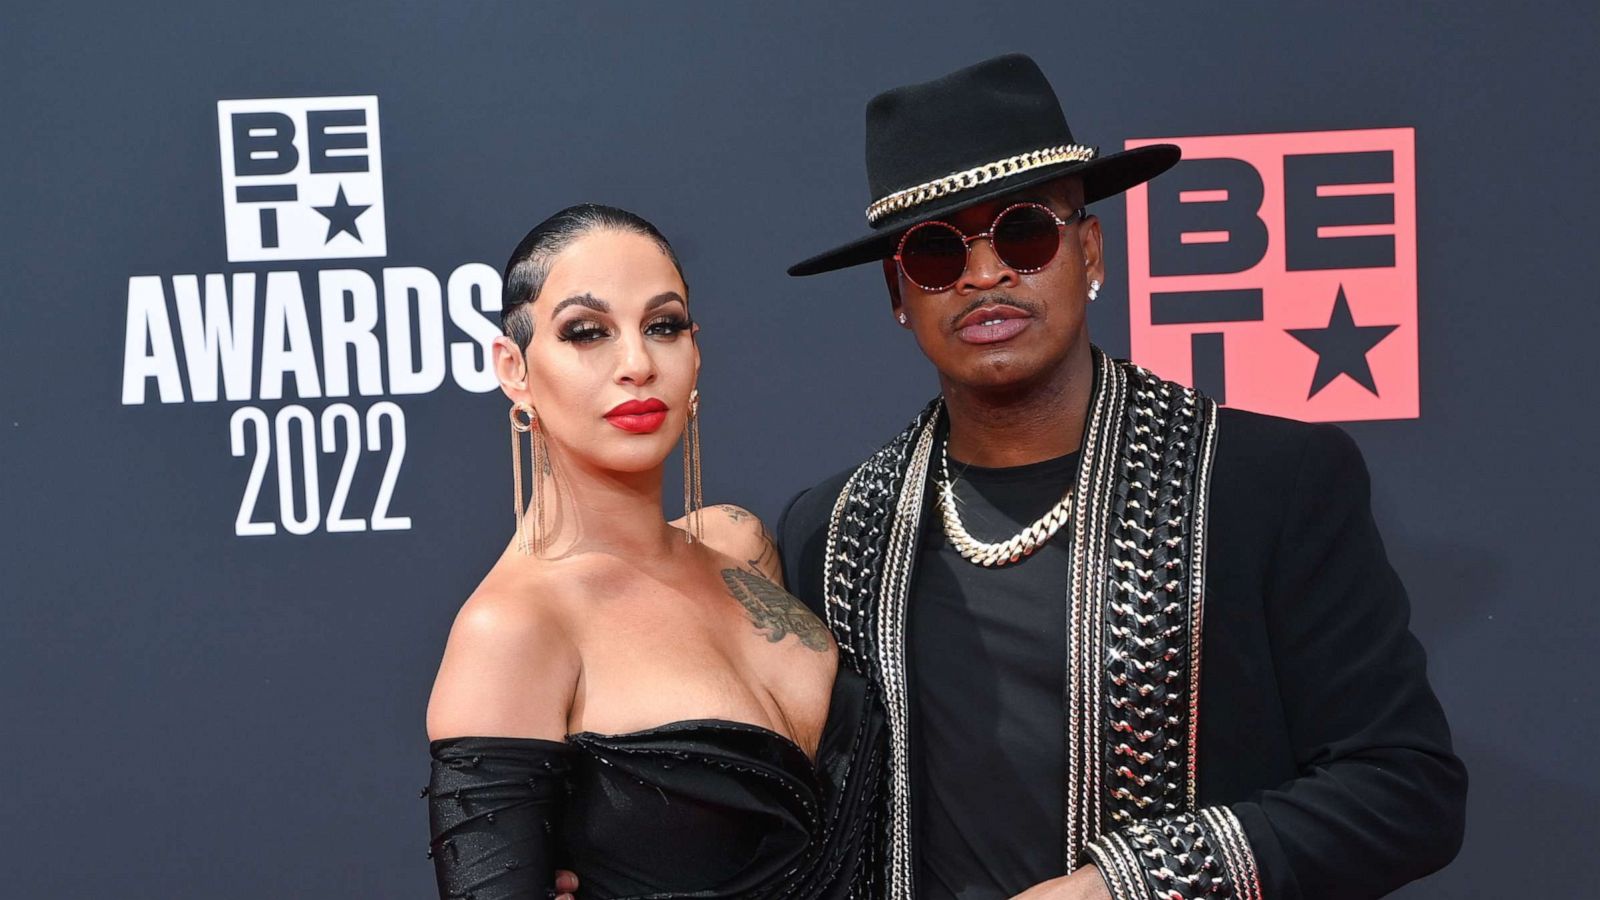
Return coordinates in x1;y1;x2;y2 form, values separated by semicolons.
716;504;753;523
748;520;780;576
720;568;830;652
713;505;780;577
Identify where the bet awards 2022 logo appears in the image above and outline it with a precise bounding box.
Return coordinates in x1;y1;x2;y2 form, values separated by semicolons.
121;95;504;537
1124;128;1418;422
217;95;387;262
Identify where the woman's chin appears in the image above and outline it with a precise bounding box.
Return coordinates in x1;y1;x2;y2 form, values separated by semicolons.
587;438;675;474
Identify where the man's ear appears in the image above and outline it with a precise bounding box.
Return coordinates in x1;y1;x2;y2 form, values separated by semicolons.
881;258;908;327
1081;214;1105;287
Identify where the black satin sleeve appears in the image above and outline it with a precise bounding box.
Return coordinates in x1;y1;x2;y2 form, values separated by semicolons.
426;736;577;900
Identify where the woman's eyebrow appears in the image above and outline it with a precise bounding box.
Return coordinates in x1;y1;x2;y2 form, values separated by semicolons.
550;293;609;317
645;291;686;311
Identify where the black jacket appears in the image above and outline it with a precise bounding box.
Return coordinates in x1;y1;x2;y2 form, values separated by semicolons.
777;405;1466;900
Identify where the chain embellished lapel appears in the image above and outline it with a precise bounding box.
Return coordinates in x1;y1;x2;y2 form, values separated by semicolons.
820;350;1220;896
1097;363;1218;837
823;397;941;900
823;397;942;679
1064;348;1127;864
874;413;938;897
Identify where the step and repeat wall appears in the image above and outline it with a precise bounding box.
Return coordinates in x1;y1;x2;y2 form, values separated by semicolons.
4;2;1595;897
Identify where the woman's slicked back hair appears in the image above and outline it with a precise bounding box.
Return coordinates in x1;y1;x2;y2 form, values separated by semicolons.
500;203;685;350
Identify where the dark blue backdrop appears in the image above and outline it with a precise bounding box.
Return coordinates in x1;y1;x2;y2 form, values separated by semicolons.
3;2;1596;897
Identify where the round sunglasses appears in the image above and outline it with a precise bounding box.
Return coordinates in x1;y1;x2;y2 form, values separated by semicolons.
894;202;1088;293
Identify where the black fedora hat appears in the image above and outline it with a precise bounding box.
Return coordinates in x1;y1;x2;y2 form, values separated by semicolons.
789;53;1180;277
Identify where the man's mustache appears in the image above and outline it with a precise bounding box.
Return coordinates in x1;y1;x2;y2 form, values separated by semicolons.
947;294;1043;330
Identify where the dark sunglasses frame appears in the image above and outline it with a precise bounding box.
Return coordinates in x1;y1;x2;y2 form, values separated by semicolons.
893;202;1089;292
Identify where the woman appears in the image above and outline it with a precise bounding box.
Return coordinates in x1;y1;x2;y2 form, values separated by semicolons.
424;204;886;899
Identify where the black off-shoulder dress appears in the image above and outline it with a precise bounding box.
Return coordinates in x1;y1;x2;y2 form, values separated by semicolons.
426;666;887;899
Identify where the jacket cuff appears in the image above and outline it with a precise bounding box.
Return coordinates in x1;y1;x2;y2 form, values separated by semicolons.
1082;807;1263;900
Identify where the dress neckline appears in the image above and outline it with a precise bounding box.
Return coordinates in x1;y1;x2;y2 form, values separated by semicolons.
568;716;818;767
566;665;865;769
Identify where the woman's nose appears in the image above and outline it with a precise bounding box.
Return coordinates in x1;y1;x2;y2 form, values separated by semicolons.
615;333;658;386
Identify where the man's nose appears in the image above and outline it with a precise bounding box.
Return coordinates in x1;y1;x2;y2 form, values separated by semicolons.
956;236;1016;292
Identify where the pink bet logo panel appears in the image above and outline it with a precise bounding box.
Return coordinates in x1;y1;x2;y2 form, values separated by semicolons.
1124;129;1418;422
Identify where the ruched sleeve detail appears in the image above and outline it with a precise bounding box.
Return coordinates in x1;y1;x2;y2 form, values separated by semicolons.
426;736;576;900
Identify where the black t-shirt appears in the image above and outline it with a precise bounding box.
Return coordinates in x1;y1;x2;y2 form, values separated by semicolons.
906;448;1079;900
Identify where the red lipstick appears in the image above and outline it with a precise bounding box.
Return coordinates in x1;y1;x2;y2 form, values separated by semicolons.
604;398;669;433
954;305;1033;344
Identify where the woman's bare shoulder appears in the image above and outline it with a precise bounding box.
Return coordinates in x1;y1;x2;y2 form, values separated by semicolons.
425;567;581;742
454;581;573;653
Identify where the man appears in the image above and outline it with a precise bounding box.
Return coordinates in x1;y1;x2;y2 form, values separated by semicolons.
777;54;1466;900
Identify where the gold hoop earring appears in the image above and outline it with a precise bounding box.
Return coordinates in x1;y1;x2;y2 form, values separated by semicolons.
682;389;703;543
509;402;546;555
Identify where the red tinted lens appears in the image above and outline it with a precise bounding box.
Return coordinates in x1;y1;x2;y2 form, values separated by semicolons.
993;205;1062;272
899;222;968;289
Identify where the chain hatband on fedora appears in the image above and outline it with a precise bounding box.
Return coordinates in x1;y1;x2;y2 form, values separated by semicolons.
864;143;1097;225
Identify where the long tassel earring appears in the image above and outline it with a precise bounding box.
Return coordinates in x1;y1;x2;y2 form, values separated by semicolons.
531;414;548;553
682;388;703;542
510;403;533;555
509;402;543;556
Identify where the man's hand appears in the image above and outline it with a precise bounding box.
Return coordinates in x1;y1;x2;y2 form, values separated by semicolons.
554;869;579;900
1009;864;1112;900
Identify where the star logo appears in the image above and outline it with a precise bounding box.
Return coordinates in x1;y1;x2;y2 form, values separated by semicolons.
312;184;371;244
1286;286;1400;398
